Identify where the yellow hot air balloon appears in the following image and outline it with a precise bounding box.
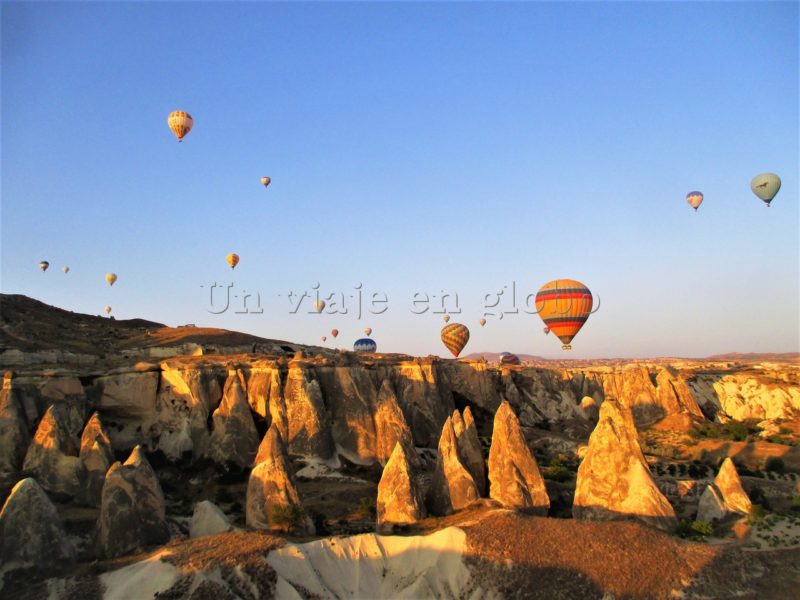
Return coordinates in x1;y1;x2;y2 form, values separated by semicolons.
167;111;193;142
226;253;239;269
443;314;451;323
535;279;593;350
479;318;487;327
62;266;69;274
686;191;703;211
105;273;117;286
261;176;271;188
750;173;781;207
39;261;49;272
104;306;112;315
314;299;326;313
364;327;372;336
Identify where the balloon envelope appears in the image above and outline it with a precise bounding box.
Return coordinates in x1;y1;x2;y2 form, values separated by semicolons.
104;306;112;314
499;352;521;366
261;176;271;188
331;329;339;338
686;191;703;211
167;111;193;142
314;300;326;313
543;327;550;335
105;273;117;286
62;266;69;274
364;327;372;336
443;314;451;323
750;173;781;205
535;279;593;350
39;261;49;272
226;254;239;269
441;323;469;357
479;318;486;327
321;336;327;342
354;338;377;353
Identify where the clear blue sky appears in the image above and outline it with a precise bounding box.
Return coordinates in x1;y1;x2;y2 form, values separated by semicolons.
2;1;797;358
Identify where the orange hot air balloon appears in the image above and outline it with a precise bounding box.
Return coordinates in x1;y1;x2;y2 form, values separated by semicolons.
330;329;339;339
535;279;593;350
226;253;239;269
167;111;193;142
441;323;469;357
479;318;487;327
261;176;271;188
686;191;703;211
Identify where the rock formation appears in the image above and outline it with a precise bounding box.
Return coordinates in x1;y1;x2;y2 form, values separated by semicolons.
22;403;83;498
283;364;334;459
208;369;260;469
0;478;75;573
98;446;169;558
696;458;753;523
452;407;487;495
428;416;480;516
487;401;549;513
573;399;677;531
189;500;234;538
376;439;426;532
246;425;314;534
0;372;31;475
374;379;413;466
79;412;114;507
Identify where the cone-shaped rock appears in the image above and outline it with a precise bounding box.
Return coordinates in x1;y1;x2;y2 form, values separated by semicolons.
0;372;31;474
429;416;480;516
208;369;260;469
79;412;114;507
573;399;676;531
453;407;487;496
246;425;314;535
98;446;169;558
697;458;753;523
0;478;75;573
283;365;334;459
22;404;83;498
376;439;426;533
488;401;549;513
374;379;413;466
190;500;233;538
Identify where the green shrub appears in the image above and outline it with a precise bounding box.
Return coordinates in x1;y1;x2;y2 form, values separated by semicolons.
543;465;573;482
691;520;714;537
358;496;376;517
765;457;785;473
271;503;307;530
748;504;768;523
676;519;713;540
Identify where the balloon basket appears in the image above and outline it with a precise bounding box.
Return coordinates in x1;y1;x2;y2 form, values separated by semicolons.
562;345;572;350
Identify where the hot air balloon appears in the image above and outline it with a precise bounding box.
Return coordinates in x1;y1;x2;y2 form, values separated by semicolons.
105;273;117;286
167;111;193;142
226;254;239;269
499;352;521;366
39;261;49;272
443;314;451;323
62;266;69;274
441;323;469;358
686;191;703;211
314;299;326;313
751;173;781;207
331;329;339;339
543;327;550;335
535;279;593;350
479;318;487;327
104;306;112;315
364;327;372;336
354;338;377;353
321;336;327;342
261;176;271;188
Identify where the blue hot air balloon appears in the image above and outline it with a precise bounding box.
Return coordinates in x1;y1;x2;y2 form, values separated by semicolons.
354;338;377;353
499;352;521;366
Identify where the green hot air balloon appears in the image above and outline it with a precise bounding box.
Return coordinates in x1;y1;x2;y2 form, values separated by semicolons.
751;173;781;207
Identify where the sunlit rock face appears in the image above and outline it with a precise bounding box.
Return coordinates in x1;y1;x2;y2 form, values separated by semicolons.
0;373;31;475
79;411;114;507
374;379;413;466
488;401;549;513
22;403;84;498
376;439;426;532
697;458;752;523
93;368;159;451
429;416;480;516
283;363;334;459
689;371;800;421
573;399;677;531
452;407;487;496
208;369;260;469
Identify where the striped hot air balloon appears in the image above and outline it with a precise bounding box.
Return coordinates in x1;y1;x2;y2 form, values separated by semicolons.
226;254;239;269
499;352;521;366
354;338;377;353
167;111;193;142
441;323;469;357
535;279;593;350
686;191;703;211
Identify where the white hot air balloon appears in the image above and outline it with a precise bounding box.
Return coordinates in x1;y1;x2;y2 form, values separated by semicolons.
62;266;69;274
104;306;112;315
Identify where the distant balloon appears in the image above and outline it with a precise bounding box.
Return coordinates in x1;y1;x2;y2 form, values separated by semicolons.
62;266;69;274
331;329;339;339
321;336;327;342
167;110;193;142
441;323;469;358
364;327;372;336
261;176;271;188
105;273;117;286
314;299;326;313
226;254;239;269
354;338;377;353
479;318;487;327
750;173;781;207
443;314;451;323
39;261;49;272
543;327;550;335
499;352;521;366
535;279;593;350
104;306;112;315
686;191;703;211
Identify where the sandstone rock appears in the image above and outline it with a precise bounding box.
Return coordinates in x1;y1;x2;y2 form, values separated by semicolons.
22;404;83;498
208;369;260;469
94;370;159;450
283;365;334;459
452;407;486;495
189;500;233;538
697;458;752;523
374;379;412;466
98;446;169;558
488;401;549;513
0;373;31;474
390;361;453;447
79;412;114;507
428;417;479;516
376;439;426;533
573;399;676;531
0;478;75;572
246;426;314;535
